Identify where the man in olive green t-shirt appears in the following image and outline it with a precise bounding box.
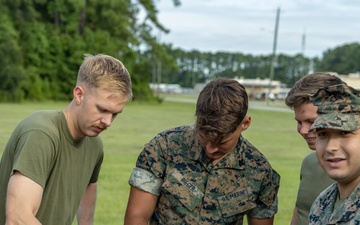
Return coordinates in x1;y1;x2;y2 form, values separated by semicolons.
0;54;133;225
285;72;344;225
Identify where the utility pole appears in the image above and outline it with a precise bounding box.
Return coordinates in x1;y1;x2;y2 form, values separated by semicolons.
301;28;306;56
266;7;280;105
157;30;162;90
301;28;306;75
153;30;162;95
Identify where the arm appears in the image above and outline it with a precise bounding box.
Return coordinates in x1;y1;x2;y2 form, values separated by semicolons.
124;186;159;225
6;171;43;225
76;182;97;225
290;207;298;225
247;216;274;225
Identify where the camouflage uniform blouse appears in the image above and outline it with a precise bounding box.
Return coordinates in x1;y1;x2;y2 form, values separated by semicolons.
309;182;360;224
129;126;280;225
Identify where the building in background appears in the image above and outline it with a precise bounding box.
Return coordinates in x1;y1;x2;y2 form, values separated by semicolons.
336;73;360;89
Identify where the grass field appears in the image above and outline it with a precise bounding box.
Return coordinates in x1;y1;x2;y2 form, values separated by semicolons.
0;99;310;224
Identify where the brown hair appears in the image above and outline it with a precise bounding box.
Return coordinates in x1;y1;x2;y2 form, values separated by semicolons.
195;77;248;144
285;72;345;109
77;53;133;101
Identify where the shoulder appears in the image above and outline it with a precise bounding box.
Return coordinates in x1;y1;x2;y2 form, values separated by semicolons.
311;183;338;217
240;136;272;165
240;137;279;178
302;151;317;164
153;125;195;143
300;151;327;175
316;183;338;201
21;110;62;130
301;152;318;169
16;110;63;138
158;125;194;136
143;126;196;159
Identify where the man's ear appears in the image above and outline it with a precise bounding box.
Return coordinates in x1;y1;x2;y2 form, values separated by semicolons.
240;116;251;131
73;86;84;105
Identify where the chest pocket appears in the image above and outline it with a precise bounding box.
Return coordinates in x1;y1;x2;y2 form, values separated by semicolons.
218;187;256;218
161;170;204;212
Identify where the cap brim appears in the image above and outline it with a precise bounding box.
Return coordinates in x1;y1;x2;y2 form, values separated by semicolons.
309;113;360;131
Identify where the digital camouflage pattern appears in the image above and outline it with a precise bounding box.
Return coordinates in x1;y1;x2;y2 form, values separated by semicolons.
128;125;280;225
309;84;360;131
309;182;360;224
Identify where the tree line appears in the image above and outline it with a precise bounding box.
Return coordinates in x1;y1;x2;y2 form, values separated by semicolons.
0;0;359;102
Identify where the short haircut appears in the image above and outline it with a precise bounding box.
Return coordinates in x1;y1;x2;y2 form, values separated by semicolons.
285;72;345;109
195;77;248;144
77;53;133;101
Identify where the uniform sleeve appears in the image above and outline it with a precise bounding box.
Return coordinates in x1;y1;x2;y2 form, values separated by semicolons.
128;134;168;194
13;130;57;188
129;167;163;195
248;168;280;218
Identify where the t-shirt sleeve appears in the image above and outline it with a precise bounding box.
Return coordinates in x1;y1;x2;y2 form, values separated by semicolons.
13;130;57;188
89;151;104;183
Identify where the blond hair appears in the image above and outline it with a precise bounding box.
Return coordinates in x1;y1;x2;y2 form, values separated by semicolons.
77;54;133;100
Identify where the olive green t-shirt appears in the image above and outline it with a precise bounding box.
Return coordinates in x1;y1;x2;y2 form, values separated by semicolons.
295;151;334;225
0;110;103;225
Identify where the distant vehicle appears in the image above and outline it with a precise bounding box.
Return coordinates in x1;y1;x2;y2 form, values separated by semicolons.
166;84;183;94
149;83;184;94
256;92;275;101
275;88;290;100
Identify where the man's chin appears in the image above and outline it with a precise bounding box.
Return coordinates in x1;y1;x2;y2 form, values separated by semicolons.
307;144;316;151
87;130;101;137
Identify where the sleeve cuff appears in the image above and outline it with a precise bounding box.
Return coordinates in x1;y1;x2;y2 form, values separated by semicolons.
128;167;163;196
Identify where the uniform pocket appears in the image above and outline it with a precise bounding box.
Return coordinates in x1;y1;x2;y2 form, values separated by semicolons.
161;170;204;211
218;187;256;218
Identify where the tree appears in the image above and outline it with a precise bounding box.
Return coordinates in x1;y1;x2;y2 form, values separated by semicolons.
316;42;360;74
0;13;24;101
0;0;181;102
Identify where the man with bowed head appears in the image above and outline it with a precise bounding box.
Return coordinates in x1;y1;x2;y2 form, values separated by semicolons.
0;54;133;225
309;84;360;223
285;72;346;225
124;77;280;225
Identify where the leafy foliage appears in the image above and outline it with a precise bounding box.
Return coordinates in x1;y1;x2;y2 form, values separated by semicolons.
316;43;360;74
0;0;359;102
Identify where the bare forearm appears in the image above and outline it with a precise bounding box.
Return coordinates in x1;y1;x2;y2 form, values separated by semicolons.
124;187;158;225
290;207;298;225
5;216;42;225
77;183;97;225
77;207;95;225
124;216;149;225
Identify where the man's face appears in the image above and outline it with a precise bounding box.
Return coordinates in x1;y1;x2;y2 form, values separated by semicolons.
294;103;318;150
75;87;127;140
198;116;250;164
198;126;241;164
315;128;360;187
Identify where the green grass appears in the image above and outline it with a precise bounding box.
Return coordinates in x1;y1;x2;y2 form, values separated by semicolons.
0;100;310;224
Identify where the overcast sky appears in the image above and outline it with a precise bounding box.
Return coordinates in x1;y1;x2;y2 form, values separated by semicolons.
154;0;360;58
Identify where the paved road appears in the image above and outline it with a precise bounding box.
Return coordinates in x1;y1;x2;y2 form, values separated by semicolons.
164;97;292;113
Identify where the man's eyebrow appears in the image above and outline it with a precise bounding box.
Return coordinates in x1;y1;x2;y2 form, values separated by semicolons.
96;104;123;114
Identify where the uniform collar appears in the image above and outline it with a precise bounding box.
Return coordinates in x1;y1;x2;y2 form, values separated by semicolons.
325;182;360;223
186;132;246;170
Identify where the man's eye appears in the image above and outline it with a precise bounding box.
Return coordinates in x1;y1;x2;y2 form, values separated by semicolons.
340;131;351;135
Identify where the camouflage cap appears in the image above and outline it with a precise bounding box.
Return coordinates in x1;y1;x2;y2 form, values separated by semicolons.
309;84;360;131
